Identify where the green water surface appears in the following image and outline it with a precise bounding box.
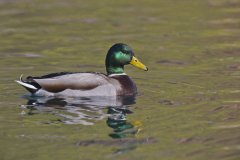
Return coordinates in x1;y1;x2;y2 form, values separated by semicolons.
0;0;240;160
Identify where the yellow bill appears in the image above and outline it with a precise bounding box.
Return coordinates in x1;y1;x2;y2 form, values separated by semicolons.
130;56;148;71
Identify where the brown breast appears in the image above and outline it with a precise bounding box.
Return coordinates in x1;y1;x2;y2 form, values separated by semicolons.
110;75;137;96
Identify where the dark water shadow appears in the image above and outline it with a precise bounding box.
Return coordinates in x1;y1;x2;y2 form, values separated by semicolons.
21;95;136;126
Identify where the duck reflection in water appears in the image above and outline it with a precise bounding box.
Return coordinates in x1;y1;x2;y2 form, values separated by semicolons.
21;95;142;138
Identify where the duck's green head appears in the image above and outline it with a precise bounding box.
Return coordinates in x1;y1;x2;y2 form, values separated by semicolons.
105;43;148;75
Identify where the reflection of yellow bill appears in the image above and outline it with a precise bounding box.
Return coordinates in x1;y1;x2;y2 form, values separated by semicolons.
130;56;148;71
132;120;143;127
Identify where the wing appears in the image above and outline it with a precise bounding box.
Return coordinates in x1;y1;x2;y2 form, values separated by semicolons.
30;72;109;93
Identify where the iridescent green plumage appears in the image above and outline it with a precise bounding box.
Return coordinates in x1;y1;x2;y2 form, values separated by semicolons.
105;43;134;75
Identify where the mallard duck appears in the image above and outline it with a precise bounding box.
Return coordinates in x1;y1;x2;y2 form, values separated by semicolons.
16;43;148;97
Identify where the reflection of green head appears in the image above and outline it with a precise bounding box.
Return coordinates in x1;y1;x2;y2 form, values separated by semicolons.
107;107;136;139
105;43;134;75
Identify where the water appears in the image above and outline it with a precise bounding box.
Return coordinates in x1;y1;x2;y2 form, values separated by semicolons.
0;0;240;159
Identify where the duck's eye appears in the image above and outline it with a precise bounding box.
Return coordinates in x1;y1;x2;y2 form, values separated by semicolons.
121;50;128;54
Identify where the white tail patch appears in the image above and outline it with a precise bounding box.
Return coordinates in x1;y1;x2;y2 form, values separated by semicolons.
15;80;37;90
